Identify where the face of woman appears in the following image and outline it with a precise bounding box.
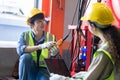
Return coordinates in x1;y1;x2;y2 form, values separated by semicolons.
88;22;99;36
88;22;94;33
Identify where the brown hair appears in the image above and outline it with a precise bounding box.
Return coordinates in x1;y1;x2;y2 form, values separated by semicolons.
100;26;120;72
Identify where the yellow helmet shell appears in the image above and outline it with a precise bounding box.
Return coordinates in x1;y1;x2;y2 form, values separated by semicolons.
81;2;115;25
26;8;44;25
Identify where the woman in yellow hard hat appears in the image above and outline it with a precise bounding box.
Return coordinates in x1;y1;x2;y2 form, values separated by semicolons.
50;2;120;80
17;8;59;80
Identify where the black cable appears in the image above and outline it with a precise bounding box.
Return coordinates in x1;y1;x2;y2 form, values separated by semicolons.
72;0;87;62
68;0;85;71
70;0;81;61
65;0;92;71
69;0;92;71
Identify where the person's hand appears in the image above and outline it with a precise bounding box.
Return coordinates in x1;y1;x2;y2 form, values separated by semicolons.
50;73;78;80
49;45;59;56
72;71;86;80
50;73;68;80
38;41;54;49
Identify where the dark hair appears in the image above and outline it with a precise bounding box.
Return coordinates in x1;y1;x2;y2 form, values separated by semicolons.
28;13;44;24
100;25;120;71
89;20;120;71
89;21;120;59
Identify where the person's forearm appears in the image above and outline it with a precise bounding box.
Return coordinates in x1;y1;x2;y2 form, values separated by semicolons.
24;45;39;53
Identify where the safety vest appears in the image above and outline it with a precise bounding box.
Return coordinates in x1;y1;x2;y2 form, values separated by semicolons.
93;42;114;80
24;31;55;67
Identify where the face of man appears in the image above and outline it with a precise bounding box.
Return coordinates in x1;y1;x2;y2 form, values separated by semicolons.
31;19;46;34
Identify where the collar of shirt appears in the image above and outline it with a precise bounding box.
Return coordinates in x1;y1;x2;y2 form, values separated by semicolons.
31;31;47;45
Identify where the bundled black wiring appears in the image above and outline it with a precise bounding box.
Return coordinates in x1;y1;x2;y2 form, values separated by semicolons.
68;0;92;71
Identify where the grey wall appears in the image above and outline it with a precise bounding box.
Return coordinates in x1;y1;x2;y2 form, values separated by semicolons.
64;0;78;41
0;48;19;77
62;0;79;69
0;17;30;41
0;16;29;77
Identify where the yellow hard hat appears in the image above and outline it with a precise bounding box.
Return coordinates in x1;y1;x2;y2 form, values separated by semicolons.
81;2;114;25
26;8;44;25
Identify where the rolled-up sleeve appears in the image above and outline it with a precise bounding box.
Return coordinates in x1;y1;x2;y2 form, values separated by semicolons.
16;32;27;56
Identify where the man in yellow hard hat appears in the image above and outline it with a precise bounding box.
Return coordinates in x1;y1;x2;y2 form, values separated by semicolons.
50;2;120;80
17;8;59;80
